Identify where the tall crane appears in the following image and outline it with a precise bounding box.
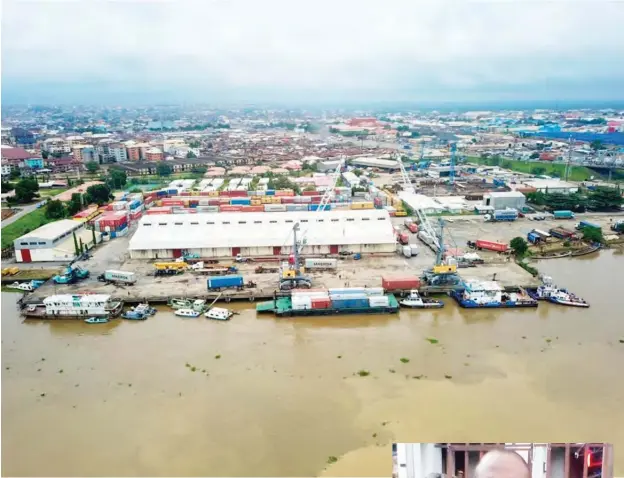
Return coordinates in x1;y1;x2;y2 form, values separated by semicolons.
449;142;457;185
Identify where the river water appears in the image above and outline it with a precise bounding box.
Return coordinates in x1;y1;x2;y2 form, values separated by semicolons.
2;250;624;477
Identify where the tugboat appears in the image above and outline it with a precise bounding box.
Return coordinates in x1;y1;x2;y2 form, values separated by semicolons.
122;310;147;320
132;303;157;315
452;280;538;308
527;276;589;307
399;290;444;309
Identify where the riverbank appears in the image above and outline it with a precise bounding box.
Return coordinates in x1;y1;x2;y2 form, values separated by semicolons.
2;249;624;477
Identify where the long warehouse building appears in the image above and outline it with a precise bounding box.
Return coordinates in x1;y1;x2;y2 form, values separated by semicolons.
128;210;397;259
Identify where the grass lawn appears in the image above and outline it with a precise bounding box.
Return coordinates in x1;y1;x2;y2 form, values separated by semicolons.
39;188;68;197
467;156;600;182
1;208;52;249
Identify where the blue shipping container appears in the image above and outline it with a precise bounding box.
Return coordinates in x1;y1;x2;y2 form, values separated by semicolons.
168;189;178;194
156;191;167;197
308;204;332;211
207;275;244;289
265;190;275;196
578;221;601;230
331;298;370;309
231;198;251;205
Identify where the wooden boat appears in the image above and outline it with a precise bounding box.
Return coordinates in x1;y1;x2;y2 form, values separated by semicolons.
205;307;234;321
532;250;572;260
571;244;601;257
399;290;444;309
175;308;200;318
84;317;109;324
168;298;192;309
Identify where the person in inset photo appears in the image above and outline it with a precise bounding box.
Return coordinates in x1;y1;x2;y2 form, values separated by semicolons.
474;449;531;478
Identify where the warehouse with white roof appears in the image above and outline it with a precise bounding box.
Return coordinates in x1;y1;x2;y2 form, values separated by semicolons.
128;210;397;259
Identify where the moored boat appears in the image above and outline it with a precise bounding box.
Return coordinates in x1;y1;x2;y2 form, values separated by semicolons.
168;298;192;309
205;307;234;321
399;290;444;309
132;303;157;315
22;294;123;319
451;281;538;308
175;308;201;318
548;291;590;308
84;317;109;324
526;276;589;307
122;310;147;320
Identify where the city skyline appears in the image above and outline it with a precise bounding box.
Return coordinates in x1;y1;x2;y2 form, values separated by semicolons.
2;0;624;105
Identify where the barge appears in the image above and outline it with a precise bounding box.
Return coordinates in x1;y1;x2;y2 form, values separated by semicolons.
22;294;124;319
256;287;400;317
451;280;538;308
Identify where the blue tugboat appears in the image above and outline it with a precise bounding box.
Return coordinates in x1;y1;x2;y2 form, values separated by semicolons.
526;277;589;308
451;280;538;308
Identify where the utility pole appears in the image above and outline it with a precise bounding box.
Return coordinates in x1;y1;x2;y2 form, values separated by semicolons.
564;136;572;182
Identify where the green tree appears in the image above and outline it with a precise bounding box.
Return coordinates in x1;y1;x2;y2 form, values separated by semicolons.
396;125;410;132
353;169;363;177
529;152;540;160
186;151;197;159
129;177;140;185
510;237;528;257
85;184;113;205
13;177;39;203
86;161;100;174
590;140;605;151
73;232;80;256
587;187;623;211
41;150;49;160
531;166;546;175
157;162;172;176
582;227;603;244
91;227;97;245
188;140;201;148
9;169;21;180
45;199;66;219
108;168;127;189
1;181;15;192
303;185;316;192
67;193;84;215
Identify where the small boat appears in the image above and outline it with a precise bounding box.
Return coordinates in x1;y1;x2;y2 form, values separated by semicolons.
168;298;193;309
175;308;200;318
532;250;572;260
191;299;207;312
84;317;109;324
7;281;34;291
132;303;157;315
548;290;590;308
122;310;147;320
570;244;601;257
399;290;444;309
205;307;234;321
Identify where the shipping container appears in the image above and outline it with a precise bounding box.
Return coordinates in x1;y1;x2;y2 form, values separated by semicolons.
280;196;295;204
381;275;421;291
265;189;275;196
475;240;509;252
368;296;390;307
265;204;287;212
102;270;136;284
304;258;338;270
292;295;312;310
308;204;332;211
219;205;243;212
576;220;601;231
286;204;309;211
207;275;244;290
330;298;370;309
328;287;368;295
302;190;318;196
350;201;374;210
311;298;331;309
231;198;251;206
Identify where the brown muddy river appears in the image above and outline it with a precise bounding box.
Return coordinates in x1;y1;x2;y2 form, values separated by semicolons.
2;250;624;477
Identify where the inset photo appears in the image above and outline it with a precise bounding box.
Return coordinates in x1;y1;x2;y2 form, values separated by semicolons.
393;443;614;478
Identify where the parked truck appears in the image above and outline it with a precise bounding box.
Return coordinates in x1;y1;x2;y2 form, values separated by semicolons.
485;209;518;222
381;274;421;297
304;258;338;270
549;227;577;240
576;220;601;231
97;270;136;284
397;232;409;245
553;210;575;220
207;274;245;291
469;240;509;253
527;232;542;244
611;220;624;233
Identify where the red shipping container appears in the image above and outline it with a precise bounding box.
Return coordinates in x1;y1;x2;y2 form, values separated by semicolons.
208;199;221;206
311;298;331;309
219;205;243;212
381;275;421;291
241;206;264;212
407;223;418;233
475;240;508;252
302;190;318;196
229;190;248;197
310;196;322;203
281;196;295;204
219;197;231;204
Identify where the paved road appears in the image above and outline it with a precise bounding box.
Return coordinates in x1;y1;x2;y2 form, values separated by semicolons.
1;202;43;227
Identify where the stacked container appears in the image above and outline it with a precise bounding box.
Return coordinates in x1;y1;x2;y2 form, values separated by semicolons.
292;289;331;310
368;296;390;307
265;204;287;212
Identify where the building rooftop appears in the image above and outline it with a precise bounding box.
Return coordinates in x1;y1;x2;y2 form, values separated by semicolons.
129;210;396;250
15;219;83;242
484;191;526;198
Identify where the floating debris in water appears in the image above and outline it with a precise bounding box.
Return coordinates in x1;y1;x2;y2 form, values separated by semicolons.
185;363;190;368
426;337;439;344
545;338;552;343
372;433;377;438
58;369;63;374
190;366;197;372
412;375;424;380
400;358;410;363
327;456;338;464
388;369;396;373
444;375;453;379
357;370;370;377
40;393;46;397
337;355;342;359
215;355;221;359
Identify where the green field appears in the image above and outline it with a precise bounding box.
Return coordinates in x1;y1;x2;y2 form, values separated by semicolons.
38;188;68;197
467;156;601;182
1;208;52;249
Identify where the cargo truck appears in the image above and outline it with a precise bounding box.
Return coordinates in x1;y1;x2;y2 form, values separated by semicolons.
397;232;409;245
470;240;509;253
611;220;624;233
207;274;246;291
576;220;601;231
553;210;575;219
97;270;136;284
381;275;421;297
549;227;577;239
484;209;518;222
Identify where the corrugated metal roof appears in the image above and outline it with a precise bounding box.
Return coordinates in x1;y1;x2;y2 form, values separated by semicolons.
129;210;396;250
16;219;83;241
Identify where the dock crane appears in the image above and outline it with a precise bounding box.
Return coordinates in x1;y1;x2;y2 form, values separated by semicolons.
279;156;347;290
421;218;461;286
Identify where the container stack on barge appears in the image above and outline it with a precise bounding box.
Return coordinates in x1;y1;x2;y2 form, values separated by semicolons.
256;288;399;317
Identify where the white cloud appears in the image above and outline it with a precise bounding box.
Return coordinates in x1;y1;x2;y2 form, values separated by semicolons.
2;0;624;101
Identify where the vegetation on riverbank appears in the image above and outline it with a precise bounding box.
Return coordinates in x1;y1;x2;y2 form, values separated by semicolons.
1;208;52;249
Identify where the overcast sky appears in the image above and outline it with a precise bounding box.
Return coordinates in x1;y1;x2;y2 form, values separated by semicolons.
2;0;624;105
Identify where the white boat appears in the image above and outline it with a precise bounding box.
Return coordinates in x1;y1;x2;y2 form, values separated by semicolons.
7;281;34;291
191;299;207;312
399;290;444;309
132;303;157;315
175;308;200;318
548;290;590;308
168;298;192;309
205;307;233;321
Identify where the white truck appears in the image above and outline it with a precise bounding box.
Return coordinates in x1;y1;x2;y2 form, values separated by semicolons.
97;270;136;284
